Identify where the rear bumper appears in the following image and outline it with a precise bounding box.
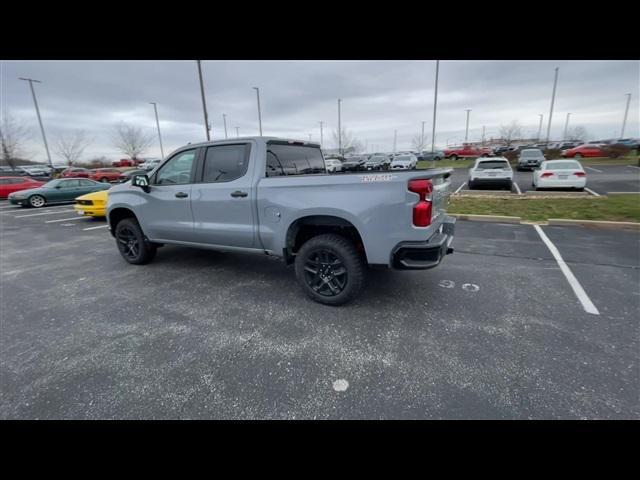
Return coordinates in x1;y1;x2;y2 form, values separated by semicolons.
469;177;512;187
391;216;455;270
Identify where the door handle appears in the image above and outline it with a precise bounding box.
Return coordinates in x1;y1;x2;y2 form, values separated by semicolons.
230;191;248;198
175;192;188;198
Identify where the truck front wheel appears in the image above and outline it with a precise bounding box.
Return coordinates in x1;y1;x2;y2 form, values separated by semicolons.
114;218;157;265
294;233;365;306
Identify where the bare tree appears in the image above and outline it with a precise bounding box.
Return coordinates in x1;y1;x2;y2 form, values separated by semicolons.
566;126;589;142
332;127;364;154
0;113;31;170
54;130;92;166
111;122;153;160
499;120;523;146
411;134;429;152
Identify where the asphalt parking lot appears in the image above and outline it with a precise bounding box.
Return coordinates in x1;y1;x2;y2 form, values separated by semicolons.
446;164;640;195
1;199;638;419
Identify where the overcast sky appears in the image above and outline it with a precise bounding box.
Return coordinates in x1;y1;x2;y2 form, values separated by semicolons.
1;60;638;162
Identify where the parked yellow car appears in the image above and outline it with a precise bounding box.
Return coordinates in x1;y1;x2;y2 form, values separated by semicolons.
74;190;108;217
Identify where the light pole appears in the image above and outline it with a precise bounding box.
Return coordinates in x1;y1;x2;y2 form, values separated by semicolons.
563;113;571;140
222;114;228;139
546;67;559;145
18;77;53;168
481;125;485;146
464;109;471;143
319;121;324;148
420;121;426;152
621;93;632;139
537;114;544;142
431;59;439;153
308;133;312;141
337;98;342;155
393;129;397;154
149;102;165;158
196;60;211;141
235;127;240;138
253;87;263;136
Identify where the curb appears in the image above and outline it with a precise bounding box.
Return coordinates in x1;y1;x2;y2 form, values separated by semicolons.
450;215;640;230
547;219;640;230
607;192;640;195
524;190;589;197
449;213;521;224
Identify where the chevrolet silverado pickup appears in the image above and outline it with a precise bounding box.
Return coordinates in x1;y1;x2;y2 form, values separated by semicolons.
106;137;455;305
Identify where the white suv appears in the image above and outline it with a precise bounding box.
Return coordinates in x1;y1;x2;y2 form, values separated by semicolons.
468;157;513;190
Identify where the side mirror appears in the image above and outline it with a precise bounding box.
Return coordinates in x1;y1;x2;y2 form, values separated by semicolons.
132;174;150;193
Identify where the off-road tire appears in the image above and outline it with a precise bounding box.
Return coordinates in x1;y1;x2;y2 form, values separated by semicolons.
114;218;157;265
294;233;365;306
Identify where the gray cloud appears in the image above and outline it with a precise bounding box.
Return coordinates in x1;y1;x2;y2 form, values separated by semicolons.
2;60;638;162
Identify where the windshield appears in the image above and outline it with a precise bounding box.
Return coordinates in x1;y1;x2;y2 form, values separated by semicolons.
521;150;543;158
476;160;510;169
394;156;412;161
369;156;386;162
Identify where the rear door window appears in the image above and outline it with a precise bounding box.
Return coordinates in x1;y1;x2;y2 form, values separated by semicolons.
547;162;580;170
266;144;326;176
202;144;251;183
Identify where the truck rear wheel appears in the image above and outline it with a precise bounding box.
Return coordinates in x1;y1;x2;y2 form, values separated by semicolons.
294;233;365;306
449;154;458;161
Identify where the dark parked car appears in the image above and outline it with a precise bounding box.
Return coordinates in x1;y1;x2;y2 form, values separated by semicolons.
516;149;546;171
7;178;111;208
341;156;367;171
418;150;445;161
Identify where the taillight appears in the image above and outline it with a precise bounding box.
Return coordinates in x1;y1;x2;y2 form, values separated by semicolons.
408;179;433;227
574;172;586;177
541;172;554;177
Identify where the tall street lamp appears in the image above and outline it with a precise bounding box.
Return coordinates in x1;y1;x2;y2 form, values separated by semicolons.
222;113;228;139
464;109;471;143
196;60;211;141
253;87;263;136
621;93;632;139
149;102;164;158
18;77;53;168
546;67;559;145
337;99;342;155
431;60;439;153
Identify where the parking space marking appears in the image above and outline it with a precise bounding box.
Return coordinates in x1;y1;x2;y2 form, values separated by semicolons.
513;181;521;194
454;182;466;194
585;166;603;173
45;216;84;223
584;187;601;197
2;204;72;214
14;210;75;218
533;225;600;315
83;225;109;231
626;165;640;170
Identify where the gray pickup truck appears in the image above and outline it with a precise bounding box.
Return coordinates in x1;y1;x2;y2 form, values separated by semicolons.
106;137;455;305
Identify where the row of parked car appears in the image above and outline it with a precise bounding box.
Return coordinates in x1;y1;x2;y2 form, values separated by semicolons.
325;152;420;172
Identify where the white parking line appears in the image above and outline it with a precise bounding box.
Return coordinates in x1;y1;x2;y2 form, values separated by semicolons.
2;204;72;214
533;225;600;315
14;210;75;218
626;165;640;170
83;224;109;231
45;216;84;223
454;182;466;194
584;166;603;173
584;187;601;197
513;181;522;194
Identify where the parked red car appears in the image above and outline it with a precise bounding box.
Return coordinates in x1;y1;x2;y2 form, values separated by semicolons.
112;158;142;167
0;176;45;199
88;168;123;183
561;144;606;159
444;143;493;160
61;167;91;178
